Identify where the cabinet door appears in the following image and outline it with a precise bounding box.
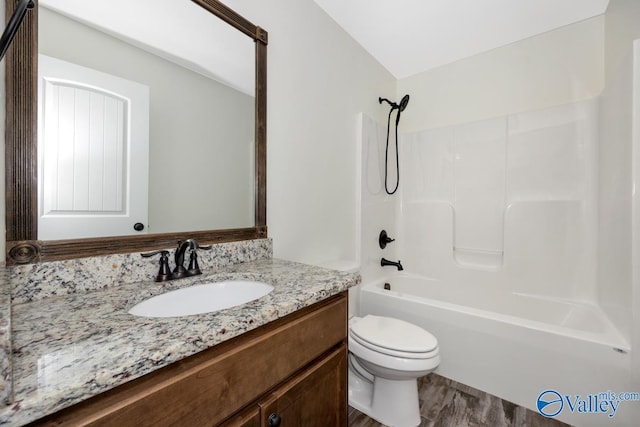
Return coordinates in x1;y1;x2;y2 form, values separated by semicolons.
258;345;347;427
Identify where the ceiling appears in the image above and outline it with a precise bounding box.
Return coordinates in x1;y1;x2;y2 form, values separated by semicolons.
313;0;610;79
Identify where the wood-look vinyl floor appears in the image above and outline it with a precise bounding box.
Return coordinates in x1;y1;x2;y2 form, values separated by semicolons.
348;374;570;427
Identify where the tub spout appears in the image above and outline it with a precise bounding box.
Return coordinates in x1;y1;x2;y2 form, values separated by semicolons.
381;258;403;271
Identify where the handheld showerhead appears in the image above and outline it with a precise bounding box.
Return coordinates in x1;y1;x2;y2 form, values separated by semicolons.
378;93;410;195
395;94;410;125
398;94;410;112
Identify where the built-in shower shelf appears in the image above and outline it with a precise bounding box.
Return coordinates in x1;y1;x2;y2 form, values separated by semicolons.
453;247;503;271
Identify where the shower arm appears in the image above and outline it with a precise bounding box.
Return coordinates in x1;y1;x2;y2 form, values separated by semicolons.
0;0;35;62
379;97;398;110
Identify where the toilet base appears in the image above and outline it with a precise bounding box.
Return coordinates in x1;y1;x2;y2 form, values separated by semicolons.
348;364;421;427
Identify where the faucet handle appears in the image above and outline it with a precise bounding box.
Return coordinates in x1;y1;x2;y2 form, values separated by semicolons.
141;250;172;282
185;244;212;276
379;230;395;249
187;250;202;276
186;243;213;276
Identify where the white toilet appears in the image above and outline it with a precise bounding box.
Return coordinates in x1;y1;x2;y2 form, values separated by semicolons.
348;314;440;427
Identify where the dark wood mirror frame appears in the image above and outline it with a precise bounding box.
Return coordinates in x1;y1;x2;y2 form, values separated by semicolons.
4;0;267;265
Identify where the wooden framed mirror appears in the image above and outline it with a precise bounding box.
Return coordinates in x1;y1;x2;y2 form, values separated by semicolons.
5;0;267;264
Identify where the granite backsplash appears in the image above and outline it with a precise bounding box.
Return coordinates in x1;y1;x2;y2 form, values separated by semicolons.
10;238;272;304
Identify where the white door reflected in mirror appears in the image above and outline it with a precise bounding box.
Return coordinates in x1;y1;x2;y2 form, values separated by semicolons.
38;54;150;240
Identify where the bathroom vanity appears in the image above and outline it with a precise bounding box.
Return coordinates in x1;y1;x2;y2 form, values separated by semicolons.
1;258;358;426
34;293;347;426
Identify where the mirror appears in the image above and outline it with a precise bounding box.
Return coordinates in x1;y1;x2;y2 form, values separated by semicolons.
5;0;268;264
38;1;256;240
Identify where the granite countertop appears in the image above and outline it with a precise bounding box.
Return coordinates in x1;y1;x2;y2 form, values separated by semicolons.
0;258;359;426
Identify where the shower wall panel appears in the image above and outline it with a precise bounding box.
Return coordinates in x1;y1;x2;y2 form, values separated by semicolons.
398;99;598;301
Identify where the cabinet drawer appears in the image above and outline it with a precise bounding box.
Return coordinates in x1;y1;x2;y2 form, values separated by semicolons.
34;293;347;427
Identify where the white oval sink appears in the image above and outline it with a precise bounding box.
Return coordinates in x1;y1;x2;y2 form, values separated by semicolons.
129;280;273;318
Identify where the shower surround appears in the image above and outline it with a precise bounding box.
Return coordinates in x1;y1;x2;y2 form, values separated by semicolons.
401;99;597;297
356;89;638;425
360;98;600;296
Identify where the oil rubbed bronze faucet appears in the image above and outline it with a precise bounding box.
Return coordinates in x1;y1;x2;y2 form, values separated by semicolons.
381;258;404;271
142;239;212;282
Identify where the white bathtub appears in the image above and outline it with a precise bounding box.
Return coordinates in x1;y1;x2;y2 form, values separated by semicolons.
358;274;637;427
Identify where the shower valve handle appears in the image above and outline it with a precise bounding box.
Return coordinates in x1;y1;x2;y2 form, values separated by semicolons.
379;230;395;249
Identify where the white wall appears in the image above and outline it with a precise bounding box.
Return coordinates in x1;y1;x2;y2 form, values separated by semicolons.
397;16;604;132
224;0;395;265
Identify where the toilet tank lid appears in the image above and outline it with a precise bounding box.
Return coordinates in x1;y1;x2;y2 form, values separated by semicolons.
351;315;438;353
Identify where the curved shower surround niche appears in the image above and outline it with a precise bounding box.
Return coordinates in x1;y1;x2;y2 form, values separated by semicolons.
361;98;599;302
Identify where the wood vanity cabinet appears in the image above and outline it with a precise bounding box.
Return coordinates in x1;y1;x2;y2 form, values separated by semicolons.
32;293;348;427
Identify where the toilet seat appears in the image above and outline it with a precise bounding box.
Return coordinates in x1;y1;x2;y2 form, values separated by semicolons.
349;334;440;375
350;315;438;360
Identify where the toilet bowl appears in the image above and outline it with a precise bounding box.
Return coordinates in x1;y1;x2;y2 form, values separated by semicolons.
348;315;440;427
